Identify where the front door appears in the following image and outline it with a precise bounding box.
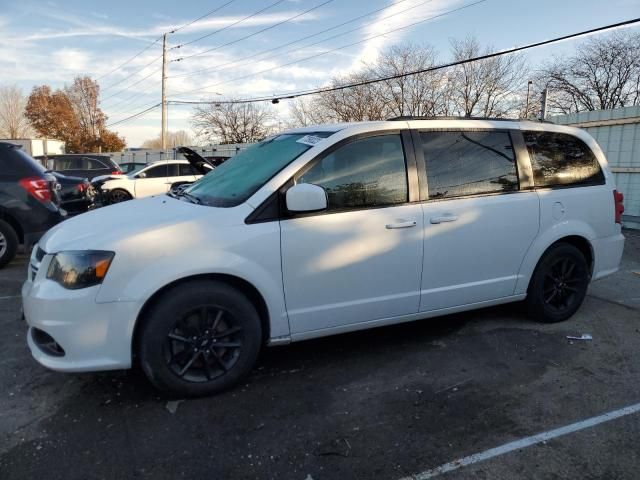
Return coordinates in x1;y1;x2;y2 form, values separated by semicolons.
415;129;540;311
280;133;424;335
135;163;170;198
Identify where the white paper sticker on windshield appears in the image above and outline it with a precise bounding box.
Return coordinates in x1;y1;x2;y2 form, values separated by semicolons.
296;135;323;147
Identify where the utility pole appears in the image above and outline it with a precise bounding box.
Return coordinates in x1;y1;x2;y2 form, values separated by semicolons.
161;33;168;150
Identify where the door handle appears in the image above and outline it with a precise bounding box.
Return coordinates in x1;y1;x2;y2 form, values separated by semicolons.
430;215;458;224
386;220;417;229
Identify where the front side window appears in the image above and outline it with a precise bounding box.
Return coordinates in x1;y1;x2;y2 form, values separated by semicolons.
187;132;334;207
523;131;604;187
297;134;408;211
421;131;518;199
142;164;168;178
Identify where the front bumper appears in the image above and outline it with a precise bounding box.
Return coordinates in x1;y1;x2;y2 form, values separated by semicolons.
22;271;139;372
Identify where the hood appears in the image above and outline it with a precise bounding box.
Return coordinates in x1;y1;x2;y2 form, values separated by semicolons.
92;173;124;184
39;194;249;253
177;146;216;175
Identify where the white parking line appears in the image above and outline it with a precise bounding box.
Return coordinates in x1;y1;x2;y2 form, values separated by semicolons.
400;402;640;480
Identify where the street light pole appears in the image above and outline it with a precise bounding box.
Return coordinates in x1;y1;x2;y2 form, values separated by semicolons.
525;80;533;119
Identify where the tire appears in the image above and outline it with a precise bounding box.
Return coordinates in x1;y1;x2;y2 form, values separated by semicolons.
525;243;590;323
138;280;262;397
0;219;19;269
109;188;132;203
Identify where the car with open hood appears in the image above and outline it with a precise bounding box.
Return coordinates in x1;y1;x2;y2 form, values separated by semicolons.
92;156;213;204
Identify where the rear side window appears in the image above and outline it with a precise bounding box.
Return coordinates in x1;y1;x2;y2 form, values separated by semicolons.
420;131;518;199
86;158;107;170
56;157;83;170
522;131;604;187
297;134;408;211
179;164;197;176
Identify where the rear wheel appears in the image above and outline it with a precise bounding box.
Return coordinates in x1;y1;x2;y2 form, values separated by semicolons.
0;220;19;269
525;243;589;323
109;188;132;203
138;280;262;397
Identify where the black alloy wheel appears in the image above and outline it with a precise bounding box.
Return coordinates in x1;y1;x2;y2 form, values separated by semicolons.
165;306;244;383
526;243;589;323
138;280;262;397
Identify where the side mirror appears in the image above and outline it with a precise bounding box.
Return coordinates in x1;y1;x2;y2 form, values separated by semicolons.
286;183;327;213
136;172;147;179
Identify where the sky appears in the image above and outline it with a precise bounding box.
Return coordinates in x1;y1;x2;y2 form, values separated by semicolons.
1;0;639;147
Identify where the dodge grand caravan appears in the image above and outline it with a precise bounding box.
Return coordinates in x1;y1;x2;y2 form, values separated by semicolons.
22;118;625;396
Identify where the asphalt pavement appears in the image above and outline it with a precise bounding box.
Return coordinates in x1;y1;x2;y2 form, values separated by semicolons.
1;232;639;479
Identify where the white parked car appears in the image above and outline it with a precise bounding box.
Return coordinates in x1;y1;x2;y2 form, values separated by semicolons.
23;118;625;396
93;158;213;203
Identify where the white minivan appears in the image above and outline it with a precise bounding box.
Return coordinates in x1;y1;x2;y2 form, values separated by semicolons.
22;118;625;396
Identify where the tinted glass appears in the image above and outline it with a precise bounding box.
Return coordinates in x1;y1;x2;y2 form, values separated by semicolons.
523;131;604;187
86;158;107;170
143;164;167;178
167;164;180;177
179;164;200;176
421;131;518;199
297;134;408;210
187;132;334;207
56;157;83;170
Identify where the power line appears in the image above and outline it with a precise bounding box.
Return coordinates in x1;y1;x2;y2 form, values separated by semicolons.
168;17;640;106
101;54;162;93
95;36;162;82
169;0;427;79
173;0;335;62
171;0;286;52
169;0;239;34
106;102;162;128
102;78;162;114
101;67;162;104
170;0;486;97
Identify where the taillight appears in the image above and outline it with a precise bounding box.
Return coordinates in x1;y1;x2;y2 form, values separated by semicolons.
111;170;122;175
613;190;624;224
19;177;52;203
77;183;87;193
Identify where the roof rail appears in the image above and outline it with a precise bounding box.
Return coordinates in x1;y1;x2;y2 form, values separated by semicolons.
388;116;519;121
387;115;554;123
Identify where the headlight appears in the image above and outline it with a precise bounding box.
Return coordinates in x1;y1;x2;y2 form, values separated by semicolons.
46;251;115;290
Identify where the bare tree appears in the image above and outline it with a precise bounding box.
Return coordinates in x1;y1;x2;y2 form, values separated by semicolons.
367;43;448;117
537;31;640;114
191;101;275;144
65;76;106;148
448;37;526;117
0;85;33;138
142;130;193;148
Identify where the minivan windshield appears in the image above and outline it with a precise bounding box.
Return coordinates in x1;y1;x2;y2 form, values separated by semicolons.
185;132;334;207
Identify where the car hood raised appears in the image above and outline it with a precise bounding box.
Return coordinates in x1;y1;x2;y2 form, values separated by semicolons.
39;194;250;253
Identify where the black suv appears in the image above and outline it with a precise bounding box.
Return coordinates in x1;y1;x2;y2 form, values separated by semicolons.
35;154;123;180
0;143;65;267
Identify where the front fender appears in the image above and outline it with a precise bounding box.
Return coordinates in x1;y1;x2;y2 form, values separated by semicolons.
514;219;596;295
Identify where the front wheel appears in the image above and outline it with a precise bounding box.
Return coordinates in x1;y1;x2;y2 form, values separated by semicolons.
109;188;132;204
525;243;589;323
138;280;262;397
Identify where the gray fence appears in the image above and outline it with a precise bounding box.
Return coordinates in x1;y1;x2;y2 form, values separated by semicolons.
102;143;253;165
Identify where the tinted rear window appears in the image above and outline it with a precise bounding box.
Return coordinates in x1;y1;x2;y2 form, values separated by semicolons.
420;131;518;199
0;145;47;177
523;131;604;187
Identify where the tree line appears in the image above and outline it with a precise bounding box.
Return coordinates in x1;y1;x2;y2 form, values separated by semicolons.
1;31;639;149
193;31;640;144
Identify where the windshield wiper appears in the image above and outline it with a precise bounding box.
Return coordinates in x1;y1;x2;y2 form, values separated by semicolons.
180;191;202;204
